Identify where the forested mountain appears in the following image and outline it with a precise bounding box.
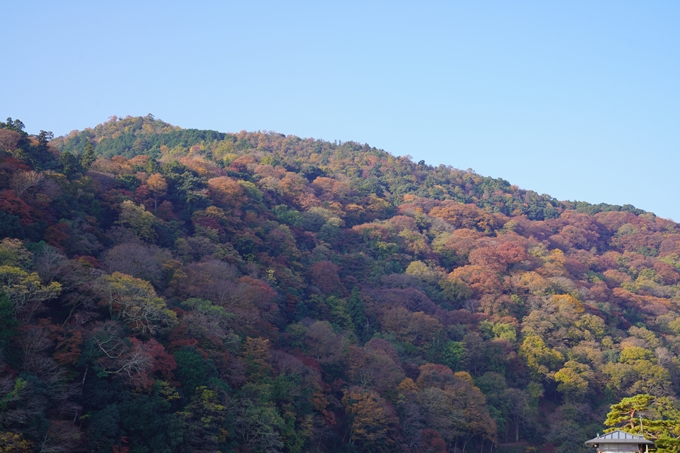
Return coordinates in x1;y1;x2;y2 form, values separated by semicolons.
1;115;680;453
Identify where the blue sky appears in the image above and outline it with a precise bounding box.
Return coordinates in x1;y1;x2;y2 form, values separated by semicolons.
2;1;679;220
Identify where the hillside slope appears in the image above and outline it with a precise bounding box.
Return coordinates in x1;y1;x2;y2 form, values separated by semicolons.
0;115;678;453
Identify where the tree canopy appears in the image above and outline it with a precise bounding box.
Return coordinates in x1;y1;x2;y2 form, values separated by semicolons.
0;115;679;452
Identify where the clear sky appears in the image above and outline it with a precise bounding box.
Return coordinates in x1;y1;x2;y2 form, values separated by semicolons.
2;1;679;221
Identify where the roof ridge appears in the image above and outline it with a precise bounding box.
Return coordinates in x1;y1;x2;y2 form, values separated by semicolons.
585;429;654;446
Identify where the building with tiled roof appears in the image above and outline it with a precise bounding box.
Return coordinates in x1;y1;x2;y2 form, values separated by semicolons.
584;430;654;452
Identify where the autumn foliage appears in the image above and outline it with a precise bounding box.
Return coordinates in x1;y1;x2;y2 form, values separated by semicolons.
1;115;680;452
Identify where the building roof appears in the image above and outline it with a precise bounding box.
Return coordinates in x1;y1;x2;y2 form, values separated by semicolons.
585;430;654;446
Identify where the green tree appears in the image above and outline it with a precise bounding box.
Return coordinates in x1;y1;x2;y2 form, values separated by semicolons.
604;394;680;452
28;130;58;170
173;346;218;399
116;200;158;242
117;386;184;453
81;141;96;169
1;117;26;133
179;386;227;453
0;292;17;348
441;341;465;371
519;334;563;380
0;211;23;239
554;361;593;401
348;287;369;340
603;346;673;397
59;150;84;177
232;382;285;453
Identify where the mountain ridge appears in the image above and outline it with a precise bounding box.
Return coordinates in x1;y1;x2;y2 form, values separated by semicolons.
1;115;679;453
52;114;648;222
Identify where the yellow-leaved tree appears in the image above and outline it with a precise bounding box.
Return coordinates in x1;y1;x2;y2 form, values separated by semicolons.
96;272;176;334
0;266;61;320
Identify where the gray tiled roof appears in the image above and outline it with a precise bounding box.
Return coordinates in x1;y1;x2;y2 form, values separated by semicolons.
585;430;654;445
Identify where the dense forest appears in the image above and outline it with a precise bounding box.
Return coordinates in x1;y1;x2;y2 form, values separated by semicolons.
1;114;680;453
